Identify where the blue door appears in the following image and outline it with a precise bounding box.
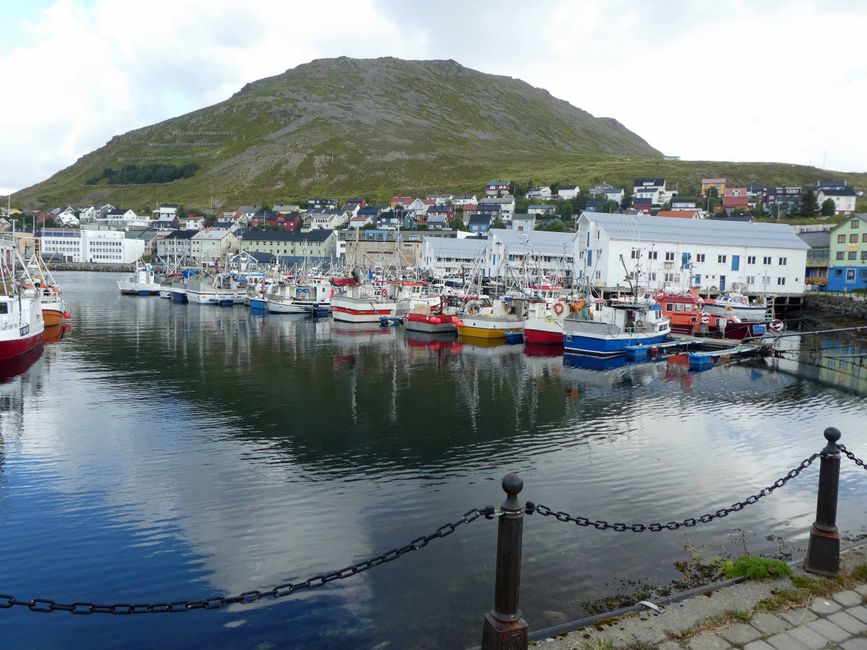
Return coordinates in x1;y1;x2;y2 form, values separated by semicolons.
694;273;702;285
587;250;592;267
720;275;726;291
731;255;740;271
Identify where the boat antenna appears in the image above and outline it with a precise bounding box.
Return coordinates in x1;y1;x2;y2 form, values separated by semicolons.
619;254;636;297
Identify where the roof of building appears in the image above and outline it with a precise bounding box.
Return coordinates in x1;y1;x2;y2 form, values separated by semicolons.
632;197;654;205
559;185;578;191
212;221;237;229
798;231;831;248
818;188;857;197
468;214;493;226
193;229;236;240
580;212;809;250
817;179;847;189
479;197;514;205
487;180;511;185
701;178;727;184
426;214;448;224
238;228;335;242
357;206;384;216
164;229;198;240
477;204;501;212
528;204;555;210
427;205;452;213
830;214;867;232
633;178;665;187
124;230;160;240
158;203;180;209
656;210;698;219
248;251;277;263
423;236;487;258
511;213;534;221
489;228;577;255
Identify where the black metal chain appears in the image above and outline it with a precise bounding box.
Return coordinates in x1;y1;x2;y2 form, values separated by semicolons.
839;444;867;471
0;506;495;615
526;454;819;533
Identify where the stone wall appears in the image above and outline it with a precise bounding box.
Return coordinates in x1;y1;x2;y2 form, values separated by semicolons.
802;293;867;319
46;262;135;273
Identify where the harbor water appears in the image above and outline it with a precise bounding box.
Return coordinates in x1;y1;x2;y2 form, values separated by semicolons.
1;272;866;649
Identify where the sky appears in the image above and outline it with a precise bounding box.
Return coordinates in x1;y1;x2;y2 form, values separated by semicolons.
1;0;866;196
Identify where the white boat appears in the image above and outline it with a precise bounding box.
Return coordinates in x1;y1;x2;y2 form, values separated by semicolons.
330;281;408;323
703;292;771;323
267;279;333;315
185;273;241;306
0;245;45;361
117;262;160;295
563;300;671;357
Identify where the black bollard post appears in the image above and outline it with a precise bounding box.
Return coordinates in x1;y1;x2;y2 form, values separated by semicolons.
804;427;841;576
481;474;528;650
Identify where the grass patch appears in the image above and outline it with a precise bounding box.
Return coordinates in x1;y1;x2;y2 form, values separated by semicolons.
722;556;792;580
670;610;752;639
851;564;867;582
570;639;614;650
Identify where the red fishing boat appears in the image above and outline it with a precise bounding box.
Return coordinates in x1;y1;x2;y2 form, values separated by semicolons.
655;287;782;339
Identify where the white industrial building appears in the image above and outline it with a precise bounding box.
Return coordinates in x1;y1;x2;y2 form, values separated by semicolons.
420;229;579;281
577;212;809;296
40;228;145;263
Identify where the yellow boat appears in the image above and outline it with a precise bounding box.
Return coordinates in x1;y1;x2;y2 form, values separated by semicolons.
456;296;527;340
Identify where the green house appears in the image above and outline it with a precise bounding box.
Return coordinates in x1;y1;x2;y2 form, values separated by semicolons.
826;214;867;291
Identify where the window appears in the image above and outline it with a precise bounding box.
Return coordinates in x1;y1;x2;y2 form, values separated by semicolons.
674;303;683;312
778;257;787;265
648;251;658;260
836;251;845;260
862;251;867;261
777;277;786;286
853;220;860;229
695;253;705;262
747;256;755;264
848;251;857;260
862;233;867;242
665;252;675;261
746;276;755;285
664;272;675;282
717;254;727;263
665;303;673;311
850;234;859;243
630;249;639;259
763;256;772;264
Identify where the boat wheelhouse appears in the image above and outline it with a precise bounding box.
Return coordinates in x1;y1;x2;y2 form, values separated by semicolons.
563;300;670;357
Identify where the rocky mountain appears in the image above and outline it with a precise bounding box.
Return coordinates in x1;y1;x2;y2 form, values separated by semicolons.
17;57;662;207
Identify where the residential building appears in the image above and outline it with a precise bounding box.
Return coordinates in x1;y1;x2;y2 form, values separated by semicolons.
97;208;149;228
190;228;239;261
391;196;413;208
527;204;557;216
485;180;511;197
427;193;453;205
357;205;385;222
426;214;450;230
78;205;99;223
479;197;515;221
468;213;494;234
426;205;454;224
183;216;205;230
153;203;179;221
633;178;676;205
510;214;535;232
588;184;625;206
348;215;373;229
527;186;552;200
557;185;579;201
272;204;302;215
341;229;453;266
212;220;242;232
342;198;366;216
656;210;699;220
124;229;163;257
234;205;259;221
156;229;197;260
306;208;348;230
585;199;608;212
632;197;653;214
452;194;478;207
305;198;337;210
826;214;867;291
798;230;830;289
817;180;848;191
723;188;750;212
239;229;337;260
577;212;808;296
671;198;697;211
817;188;857;216
701;178;727;196
763;187;802;216
152;218;179;231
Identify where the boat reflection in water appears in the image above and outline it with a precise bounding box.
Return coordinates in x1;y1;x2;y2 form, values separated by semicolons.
0;345;44;385
404;330;464;354
42;323;71;345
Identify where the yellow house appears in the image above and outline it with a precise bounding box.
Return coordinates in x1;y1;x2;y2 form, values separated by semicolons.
701;178;727;196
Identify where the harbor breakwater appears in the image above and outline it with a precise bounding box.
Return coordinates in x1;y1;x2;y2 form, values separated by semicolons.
45;261;135;273
802;293;867;320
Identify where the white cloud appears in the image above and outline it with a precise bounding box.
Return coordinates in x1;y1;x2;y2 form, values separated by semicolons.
0;0;865;196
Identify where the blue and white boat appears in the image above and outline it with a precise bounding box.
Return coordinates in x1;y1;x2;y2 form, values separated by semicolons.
563;300;671;357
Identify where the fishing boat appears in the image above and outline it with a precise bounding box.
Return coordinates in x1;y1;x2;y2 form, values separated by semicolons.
117;261;160;295
28;254;70;326
655;288;781;339
330;278;408;324
404;298;461;334
563;299;671;357
186;273;243;306
0;247;45;361
456;296;528;340
703;291;771;323
266;279;334;315
523;298;585;346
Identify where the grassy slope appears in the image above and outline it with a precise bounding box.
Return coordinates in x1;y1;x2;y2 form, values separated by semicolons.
15;57;867;211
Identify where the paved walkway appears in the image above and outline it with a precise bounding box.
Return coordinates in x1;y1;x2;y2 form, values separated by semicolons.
533;547;867;649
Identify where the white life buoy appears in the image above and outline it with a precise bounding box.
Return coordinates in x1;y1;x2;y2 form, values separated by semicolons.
553;301;565;316
465;300;480;316
700;312;710;325
769;319;784;333
380;288;387;297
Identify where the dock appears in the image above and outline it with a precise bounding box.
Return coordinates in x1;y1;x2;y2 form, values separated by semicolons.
624;333;774;368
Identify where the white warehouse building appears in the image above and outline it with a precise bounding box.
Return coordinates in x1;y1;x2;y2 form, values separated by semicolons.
420;229;580;281
41;228;145;264
576;212;809;296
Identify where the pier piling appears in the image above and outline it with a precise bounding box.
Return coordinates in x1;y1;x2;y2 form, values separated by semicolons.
481;474;528;650
804;427;842;576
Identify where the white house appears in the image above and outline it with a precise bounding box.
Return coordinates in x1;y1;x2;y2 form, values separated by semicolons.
527;186;552;200
527;204;557;216
511;214;535;232
632;178;677;206
156;230;197;259
153;204;179;221
486;229;579;280
557;185;580;201
817;189;857;216
56;212;80;227
97;208;149;228
190;228;239;261
452;194;478;207
576;212;808;296
307;209;348;230
479;197;515;221
485;180;511;197
183;216;205;230
78;205;99;223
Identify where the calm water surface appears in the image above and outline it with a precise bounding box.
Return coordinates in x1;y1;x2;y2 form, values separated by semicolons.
1;272;866;649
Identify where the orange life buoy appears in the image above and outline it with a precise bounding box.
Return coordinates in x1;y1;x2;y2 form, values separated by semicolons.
553;301;565;316
380;288;387;297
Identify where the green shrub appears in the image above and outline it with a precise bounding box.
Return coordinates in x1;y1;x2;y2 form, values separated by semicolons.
722;556;792;580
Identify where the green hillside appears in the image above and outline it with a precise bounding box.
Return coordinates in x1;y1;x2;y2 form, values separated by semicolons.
15;56;867;211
